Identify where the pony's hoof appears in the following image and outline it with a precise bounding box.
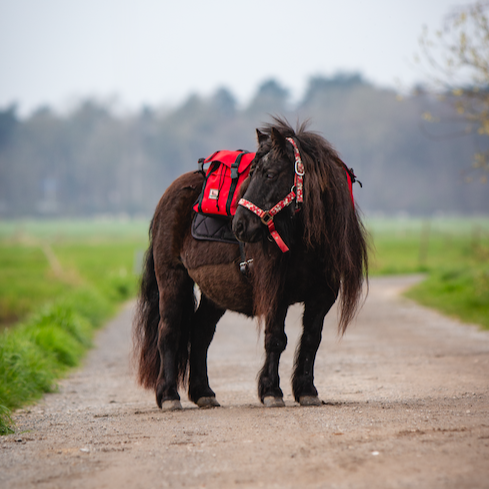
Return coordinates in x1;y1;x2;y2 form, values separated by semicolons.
161;400;182;412
197;397;220;409
263;396;285;408
299;396;322;407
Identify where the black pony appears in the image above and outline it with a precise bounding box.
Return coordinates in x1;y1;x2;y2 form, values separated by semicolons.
133;118;368;410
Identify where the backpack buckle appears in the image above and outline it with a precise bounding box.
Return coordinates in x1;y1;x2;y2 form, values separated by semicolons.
197;158;205;174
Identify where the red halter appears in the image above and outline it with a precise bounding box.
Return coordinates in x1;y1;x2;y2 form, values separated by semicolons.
238;137;304;253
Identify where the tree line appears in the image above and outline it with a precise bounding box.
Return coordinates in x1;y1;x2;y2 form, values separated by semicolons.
0;73;488;218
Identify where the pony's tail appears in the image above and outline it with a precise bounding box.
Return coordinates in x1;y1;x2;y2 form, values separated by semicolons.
133;224;161;388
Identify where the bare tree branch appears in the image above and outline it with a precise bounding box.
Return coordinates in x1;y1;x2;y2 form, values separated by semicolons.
416;1;489;178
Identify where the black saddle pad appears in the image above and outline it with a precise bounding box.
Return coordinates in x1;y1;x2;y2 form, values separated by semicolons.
191;213;238;244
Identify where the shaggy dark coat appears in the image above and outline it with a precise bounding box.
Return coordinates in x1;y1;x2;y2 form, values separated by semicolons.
133;118;368;409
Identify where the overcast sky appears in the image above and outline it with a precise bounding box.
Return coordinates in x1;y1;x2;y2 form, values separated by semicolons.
0;0;475;114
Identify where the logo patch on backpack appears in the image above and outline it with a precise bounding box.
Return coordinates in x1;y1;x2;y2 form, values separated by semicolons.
208;188;219;200
193;150;255;217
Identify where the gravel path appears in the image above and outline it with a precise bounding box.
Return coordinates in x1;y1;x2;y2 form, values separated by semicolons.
1;275;488;489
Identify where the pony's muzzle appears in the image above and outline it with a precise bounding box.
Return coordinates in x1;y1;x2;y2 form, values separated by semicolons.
232;207;262;243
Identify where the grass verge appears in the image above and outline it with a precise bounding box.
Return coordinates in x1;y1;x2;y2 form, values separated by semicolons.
0;219;148;435
405;266;489;330
0;288;112;434
368;217;489;330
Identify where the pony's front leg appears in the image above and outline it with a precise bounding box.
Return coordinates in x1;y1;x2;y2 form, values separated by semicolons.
292;289;336;406
258;306;288;407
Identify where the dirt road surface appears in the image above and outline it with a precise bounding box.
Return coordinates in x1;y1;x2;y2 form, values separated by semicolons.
1;276;489;489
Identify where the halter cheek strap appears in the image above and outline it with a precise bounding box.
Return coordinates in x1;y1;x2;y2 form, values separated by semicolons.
238;137;304;253
288;137;304;205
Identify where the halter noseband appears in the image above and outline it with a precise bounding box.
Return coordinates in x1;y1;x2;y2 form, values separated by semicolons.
237;137;304;253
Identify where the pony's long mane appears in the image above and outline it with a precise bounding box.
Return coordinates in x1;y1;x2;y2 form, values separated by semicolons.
253;117;369;333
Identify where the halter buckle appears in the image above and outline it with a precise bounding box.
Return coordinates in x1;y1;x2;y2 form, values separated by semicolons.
260;211;273;225
295;161;305;176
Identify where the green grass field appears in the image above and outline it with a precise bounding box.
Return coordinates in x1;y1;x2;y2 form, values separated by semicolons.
0;219;149;434
0;216;488;435
368;217;489;274
368;217;489;330
0;219;149;326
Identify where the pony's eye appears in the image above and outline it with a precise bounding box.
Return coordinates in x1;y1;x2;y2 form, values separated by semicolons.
266;172;275;180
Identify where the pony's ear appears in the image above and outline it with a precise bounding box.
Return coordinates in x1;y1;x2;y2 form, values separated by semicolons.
256;129;268;144
271;127;286;150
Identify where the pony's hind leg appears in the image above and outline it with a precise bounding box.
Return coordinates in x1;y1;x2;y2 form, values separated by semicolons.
155;268;195;411
188;293;225;408
258;305;288;407
292;289;337;406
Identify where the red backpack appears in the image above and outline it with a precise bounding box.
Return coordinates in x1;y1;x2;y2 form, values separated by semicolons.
193;150;255;217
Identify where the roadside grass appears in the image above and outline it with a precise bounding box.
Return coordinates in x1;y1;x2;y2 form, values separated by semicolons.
405;265;489;330
0;244;76;325
0;219;149;435
0;289;111;434
368;217;489;330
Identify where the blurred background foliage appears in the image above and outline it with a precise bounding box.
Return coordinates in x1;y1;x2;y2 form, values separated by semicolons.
1;73;488;219
417;1;489;176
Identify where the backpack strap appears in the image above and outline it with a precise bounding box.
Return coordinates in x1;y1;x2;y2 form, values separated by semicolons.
225;151;248;216
343;165;362;209
196;162;219;214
